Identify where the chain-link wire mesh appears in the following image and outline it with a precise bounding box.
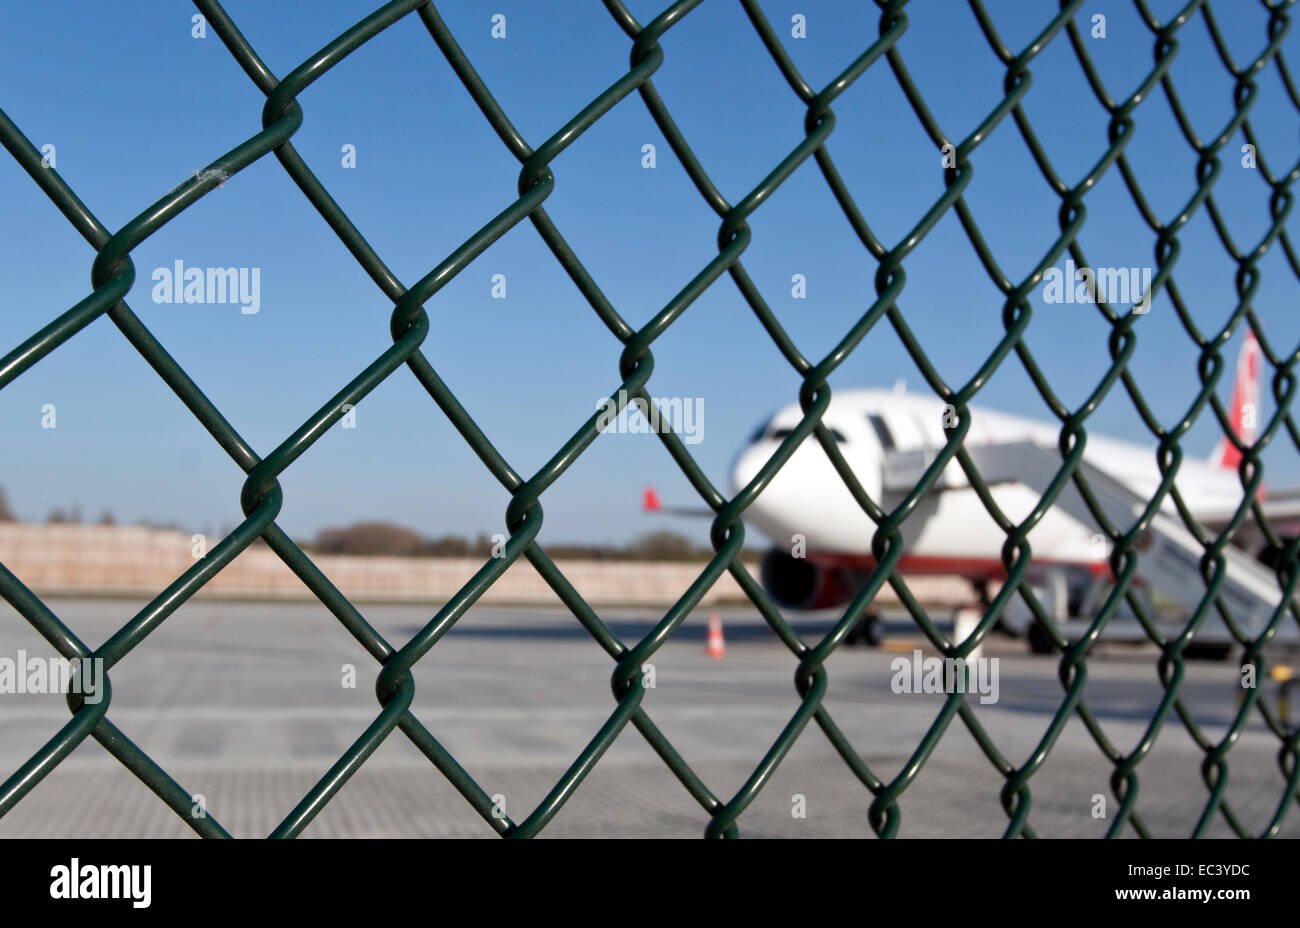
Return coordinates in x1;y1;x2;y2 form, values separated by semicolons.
2;0;1299;838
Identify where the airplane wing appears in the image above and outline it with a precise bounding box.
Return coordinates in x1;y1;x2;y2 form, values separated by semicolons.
1190;490;1300;558
1194;488;1300;531
884;444;1300;544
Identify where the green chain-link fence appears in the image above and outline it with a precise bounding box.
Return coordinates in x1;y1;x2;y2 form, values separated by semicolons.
2;0;1299;838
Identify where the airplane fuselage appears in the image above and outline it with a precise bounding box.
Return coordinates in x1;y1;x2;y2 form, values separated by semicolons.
730;388;1247;579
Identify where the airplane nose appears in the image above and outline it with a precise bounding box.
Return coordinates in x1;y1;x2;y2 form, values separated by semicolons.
730;441;788;541
729;442;768;499
729;438;835;542
729;433;876;550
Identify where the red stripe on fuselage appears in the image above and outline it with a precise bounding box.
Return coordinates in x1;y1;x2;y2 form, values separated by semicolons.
806;551;1112;580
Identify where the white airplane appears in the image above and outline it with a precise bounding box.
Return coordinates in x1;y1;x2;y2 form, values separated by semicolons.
649;331;1300;656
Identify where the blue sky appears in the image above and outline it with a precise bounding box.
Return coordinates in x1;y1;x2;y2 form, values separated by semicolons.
2;0;1298;549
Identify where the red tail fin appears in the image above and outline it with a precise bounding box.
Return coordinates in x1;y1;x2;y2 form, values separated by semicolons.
642;487;662;512
1212;328;1261;469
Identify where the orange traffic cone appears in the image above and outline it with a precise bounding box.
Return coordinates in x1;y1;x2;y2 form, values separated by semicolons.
706;611;726;659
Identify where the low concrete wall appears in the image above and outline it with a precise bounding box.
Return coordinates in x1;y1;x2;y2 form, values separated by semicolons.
0;523;757;606
0;524;970;607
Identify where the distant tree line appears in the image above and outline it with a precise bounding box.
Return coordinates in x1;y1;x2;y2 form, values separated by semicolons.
0;487;113;525
43;505;116;525
303;522;722;561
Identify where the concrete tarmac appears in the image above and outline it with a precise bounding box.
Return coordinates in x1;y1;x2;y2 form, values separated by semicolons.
1;599;1296;838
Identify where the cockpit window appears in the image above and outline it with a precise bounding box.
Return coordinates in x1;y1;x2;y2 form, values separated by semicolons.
769;427;846;443
867;414;894;449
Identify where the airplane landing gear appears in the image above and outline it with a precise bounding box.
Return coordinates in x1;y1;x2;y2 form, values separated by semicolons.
846;613;885;647
1027;621;1055;655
